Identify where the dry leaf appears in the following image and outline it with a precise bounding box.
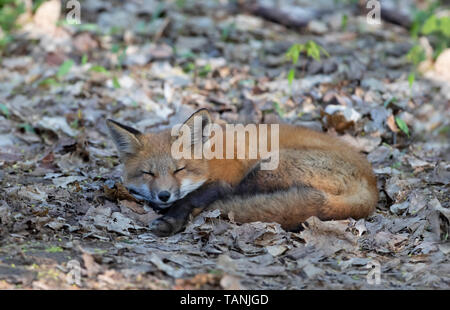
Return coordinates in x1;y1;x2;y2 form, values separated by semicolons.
386;114;399;133
33;0;61;33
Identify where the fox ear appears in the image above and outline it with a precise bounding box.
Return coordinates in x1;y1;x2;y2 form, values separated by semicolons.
181;108;212;145
106;119;142;156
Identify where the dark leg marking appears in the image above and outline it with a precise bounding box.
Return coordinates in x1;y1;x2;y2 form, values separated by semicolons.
149;181;232;236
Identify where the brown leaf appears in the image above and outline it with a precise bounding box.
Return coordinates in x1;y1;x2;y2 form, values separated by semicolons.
323;112;354;132
386;114;399;133
103;183;138;202
173;273;220;289
299;216;358;256
73;33;98;53
33;0;61;33
119;200;146;215
374;231;408;252
45;52;65;66
82;253;102;277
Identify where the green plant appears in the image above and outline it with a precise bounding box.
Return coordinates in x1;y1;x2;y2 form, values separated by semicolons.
38;59;75;87
198;63;212;77
406;45;426;66
273;102;286;117
81;54;88;65
0;0;24;32
407;72;415;89
395;116;410;137
182;61;195;73
89;65;108;73
151;3;164;23
0;102;9;117
18;123;34;133
421;15;450;58
285;41;329;85
383;96;398;108
221;22;236;41
410;1;441;39
88;64;122;89
341;14;348;31
111;43;126;68
45;246;64;253
0;0;25;49
176;0;186;9
405;2;450;92
56;59;74;79
408;2;450;63
112;76;121;89
38;77;58;87
31;0;45;13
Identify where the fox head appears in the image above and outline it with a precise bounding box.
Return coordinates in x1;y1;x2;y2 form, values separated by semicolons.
107;109;212;209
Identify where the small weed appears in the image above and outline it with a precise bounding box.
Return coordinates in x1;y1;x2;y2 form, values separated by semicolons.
45;246;64;253
395;116;410;137
285;41;329;85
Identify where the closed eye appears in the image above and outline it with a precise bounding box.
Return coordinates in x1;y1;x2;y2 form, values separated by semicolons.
142;170;155;177
174;167;186;174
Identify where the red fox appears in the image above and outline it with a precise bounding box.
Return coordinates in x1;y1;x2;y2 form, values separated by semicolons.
107;109;378;236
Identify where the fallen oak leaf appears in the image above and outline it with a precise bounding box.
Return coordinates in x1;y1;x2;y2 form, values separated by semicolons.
299;216;358;256
119;200;146;215
107;212;143;236
103;183;139;202
119;200;160;226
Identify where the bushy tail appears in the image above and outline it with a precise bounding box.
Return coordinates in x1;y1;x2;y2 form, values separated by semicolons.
208;184;377;231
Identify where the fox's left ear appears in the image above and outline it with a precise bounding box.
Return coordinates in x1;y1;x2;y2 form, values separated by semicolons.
106;119;142;157
181;108;212;145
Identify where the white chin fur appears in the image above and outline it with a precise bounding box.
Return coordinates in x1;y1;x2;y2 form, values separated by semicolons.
179;178;206;199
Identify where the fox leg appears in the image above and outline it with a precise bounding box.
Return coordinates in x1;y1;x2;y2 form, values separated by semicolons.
149;182;324;236
149;182;232;236
208;186;327;231
148;206;190;237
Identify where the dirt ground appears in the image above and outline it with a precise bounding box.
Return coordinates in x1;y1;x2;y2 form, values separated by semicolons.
0;0;449;289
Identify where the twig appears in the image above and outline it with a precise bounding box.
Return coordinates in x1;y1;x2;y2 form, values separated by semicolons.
153;17;171;43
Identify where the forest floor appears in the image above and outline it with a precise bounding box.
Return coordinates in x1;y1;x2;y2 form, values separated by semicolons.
0;0;449;289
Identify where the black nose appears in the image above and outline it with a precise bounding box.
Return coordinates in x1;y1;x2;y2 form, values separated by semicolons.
158;191;171;202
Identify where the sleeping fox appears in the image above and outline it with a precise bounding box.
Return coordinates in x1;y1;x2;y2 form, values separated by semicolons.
107;109;378;236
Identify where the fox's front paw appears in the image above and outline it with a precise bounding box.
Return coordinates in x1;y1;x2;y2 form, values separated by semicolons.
149;216;184;237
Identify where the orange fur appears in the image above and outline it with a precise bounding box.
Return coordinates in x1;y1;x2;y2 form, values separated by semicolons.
107;110;378;231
